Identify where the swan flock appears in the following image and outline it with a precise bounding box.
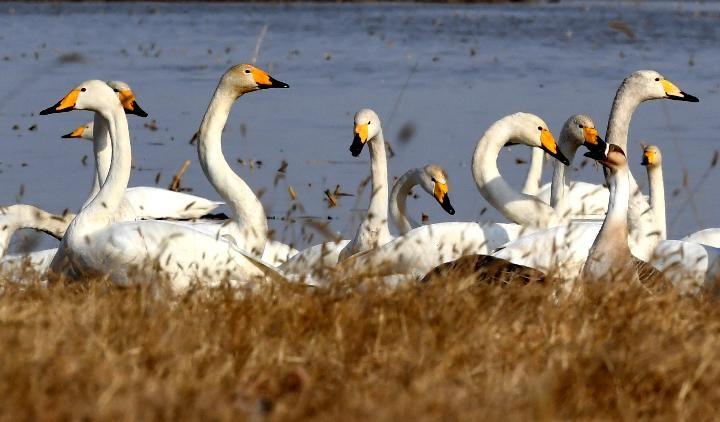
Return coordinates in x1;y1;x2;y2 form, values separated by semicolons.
2;64;715;294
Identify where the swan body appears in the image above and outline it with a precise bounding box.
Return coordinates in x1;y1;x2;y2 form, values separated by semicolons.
649;240;720;293
43;68;288;290
682;229;720;248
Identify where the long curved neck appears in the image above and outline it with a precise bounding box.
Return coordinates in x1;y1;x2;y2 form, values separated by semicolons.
0;205;71;257
549;129;581;207
83;113;110;208
197;84;267;257
647;165;666;240
590;168;631;257
522;148;544;195
389;169;422;235
472;120;557;228
606;81;642;152
365;129;389;232
75;106;132;233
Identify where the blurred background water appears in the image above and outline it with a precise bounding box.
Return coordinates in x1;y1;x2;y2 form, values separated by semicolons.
0;1;718;251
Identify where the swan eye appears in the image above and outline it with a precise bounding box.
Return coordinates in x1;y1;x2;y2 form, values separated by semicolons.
244;69;251;74
655;77;660;81
431;177;436;182
80;88;86;92
537;126;542;131
113;88;119;92
578;124;584;129
368;121;372;125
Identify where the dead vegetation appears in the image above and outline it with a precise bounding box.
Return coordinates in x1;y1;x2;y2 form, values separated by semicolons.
0;272;719;421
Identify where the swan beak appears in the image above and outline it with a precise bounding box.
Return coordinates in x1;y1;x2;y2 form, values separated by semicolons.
39;89;80;115
641;150;654;166
251;67;289;89
540;129;570;166
583;142;611;162
118;89;148;117
350;123;368;157
662;79;699;102
582;127;607;154
434;182;455;215
61;125;85;139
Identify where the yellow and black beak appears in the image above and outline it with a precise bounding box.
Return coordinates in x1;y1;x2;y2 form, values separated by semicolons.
662;79;699;102
350;123;369;157
583;142;611;163
251;67;289;90
39;89;80;115
582;126;608;155
433;181;455;215
61;125;85;139
540;128;570;166
641;150;654;167
118;89;148;117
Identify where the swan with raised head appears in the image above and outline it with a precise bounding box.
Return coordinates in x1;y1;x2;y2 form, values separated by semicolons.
41;68;287;290
641;144;666;240
331;112;571;280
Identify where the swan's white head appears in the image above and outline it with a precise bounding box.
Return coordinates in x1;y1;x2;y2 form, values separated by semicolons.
350;108;381;157
219;64;289;98
61;121;94;140
623;70;699;103
40;80;119;115
505;112;569;165
107;80;148;117
561;114;607;154
418;164;455;215
641;144;662;168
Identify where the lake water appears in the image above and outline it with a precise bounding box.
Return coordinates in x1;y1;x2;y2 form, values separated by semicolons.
1;1;719;251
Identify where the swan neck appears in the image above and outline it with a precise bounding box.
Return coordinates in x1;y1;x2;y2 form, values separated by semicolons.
81;106;132;223
472;119;557;227
0;205;69;256
83;113;110;209
549;129;581;207
647;165;666;240
592;168;631;257
197;83;267;256
389;169;421;235
522;148;544;195
606;82;641;151
367;130;389;225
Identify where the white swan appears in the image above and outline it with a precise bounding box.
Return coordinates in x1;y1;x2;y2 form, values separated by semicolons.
280;164;455;274
521;147;545;196
41;70;287;290
331;112;570;279
536;114;608;216
338;109;393;259
390;164;455;235
0;205;74;275
641;144;666;240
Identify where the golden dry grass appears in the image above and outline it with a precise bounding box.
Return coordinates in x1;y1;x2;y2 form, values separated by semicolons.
1;275;719;421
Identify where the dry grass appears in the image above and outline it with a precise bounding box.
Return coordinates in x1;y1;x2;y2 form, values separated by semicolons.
1;274;719;421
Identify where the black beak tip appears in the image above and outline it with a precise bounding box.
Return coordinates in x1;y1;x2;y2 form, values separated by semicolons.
350;146;362;157
128;102;148;117
61;133;73;139
681;91;699;102
441;196;455;215
39;107;54;115
267;76;289;89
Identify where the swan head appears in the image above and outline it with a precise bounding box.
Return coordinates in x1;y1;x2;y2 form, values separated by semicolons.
220;64;289;97
61;121;94;140
584;143;627;173
641;144;662;168
561;114;606;154
506;112;570;166
350;108;381;157
624;70;699;103
40;80;120;115
419;164;455;215
107;81;148;117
